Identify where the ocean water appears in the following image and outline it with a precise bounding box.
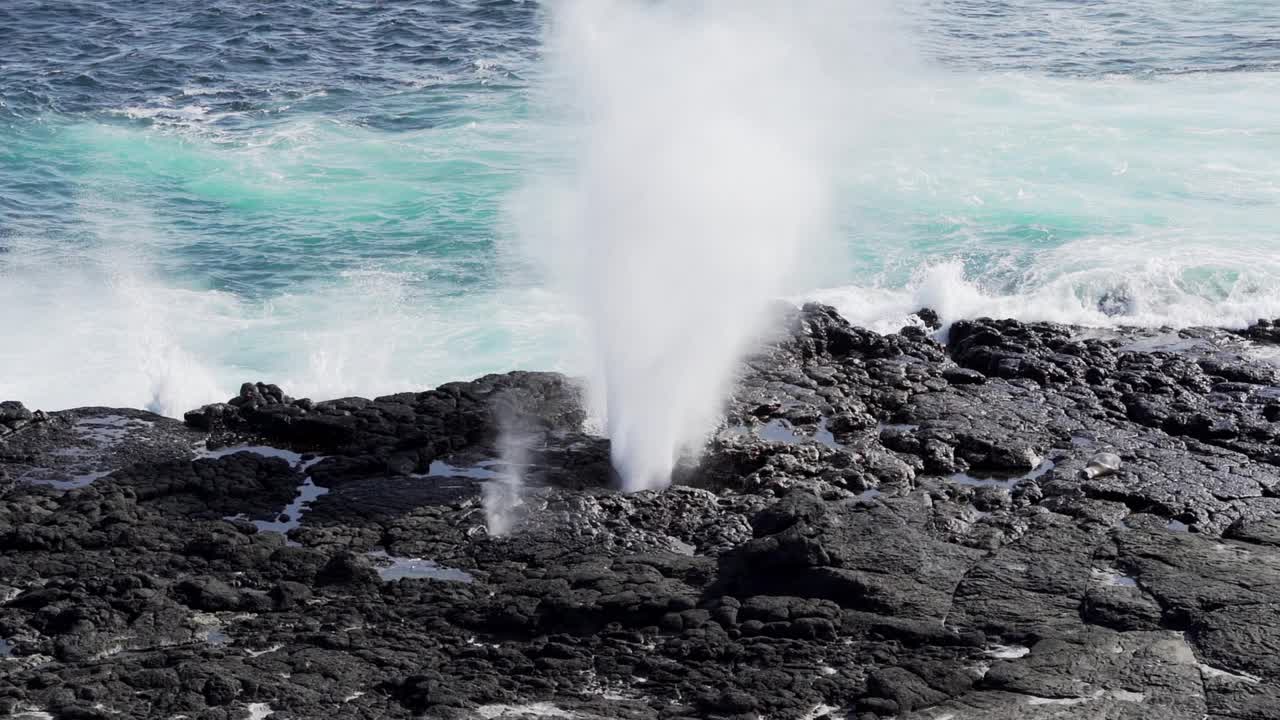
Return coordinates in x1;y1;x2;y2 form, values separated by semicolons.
2;0;1279;415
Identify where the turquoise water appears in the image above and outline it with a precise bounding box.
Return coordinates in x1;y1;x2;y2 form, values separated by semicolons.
3;1;1280;414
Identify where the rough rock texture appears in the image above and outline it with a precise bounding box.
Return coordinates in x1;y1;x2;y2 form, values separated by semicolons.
4;306;1280;719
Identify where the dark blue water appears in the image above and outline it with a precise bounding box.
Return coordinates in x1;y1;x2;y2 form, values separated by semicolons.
2;0;1279;414
922;0;1280;75
0;1;538;117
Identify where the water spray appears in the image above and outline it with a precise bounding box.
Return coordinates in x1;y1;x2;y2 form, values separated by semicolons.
513;1;890;490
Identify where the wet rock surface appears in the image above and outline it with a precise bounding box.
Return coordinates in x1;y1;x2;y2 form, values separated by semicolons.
4;305;1280;719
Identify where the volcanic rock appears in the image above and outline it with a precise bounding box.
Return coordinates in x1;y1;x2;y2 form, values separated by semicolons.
4;304;1280;718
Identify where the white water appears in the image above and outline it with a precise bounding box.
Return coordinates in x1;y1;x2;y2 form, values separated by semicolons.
5;5;1280;429
810;238;1280;338
512;0;895;490
0;233;578;417
810;69;1280;335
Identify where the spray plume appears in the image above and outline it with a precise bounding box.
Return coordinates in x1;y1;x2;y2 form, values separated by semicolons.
483;426;529;537
513;0;898;491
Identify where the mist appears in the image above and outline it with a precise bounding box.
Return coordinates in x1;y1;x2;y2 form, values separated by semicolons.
511;0;900;490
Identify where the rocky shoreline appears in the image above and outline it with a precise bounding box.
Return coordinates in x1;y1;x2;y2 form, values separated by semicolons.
4;304;1280;720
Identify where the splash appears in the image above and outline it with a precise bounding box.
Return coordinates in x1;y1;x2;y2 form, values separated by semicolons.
807;249;1280;338
482;392;539;536
513;1;893;490
0;203;230;417
483;429;528;537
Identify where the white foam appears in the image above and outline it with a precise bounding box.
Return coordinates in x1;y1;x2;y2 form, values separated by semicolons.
805;69;1280;335
180;86;231;97
245;703;274;720
0;223;237;416
810;252;1280;339
115;105;210;121
0;180;583;417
